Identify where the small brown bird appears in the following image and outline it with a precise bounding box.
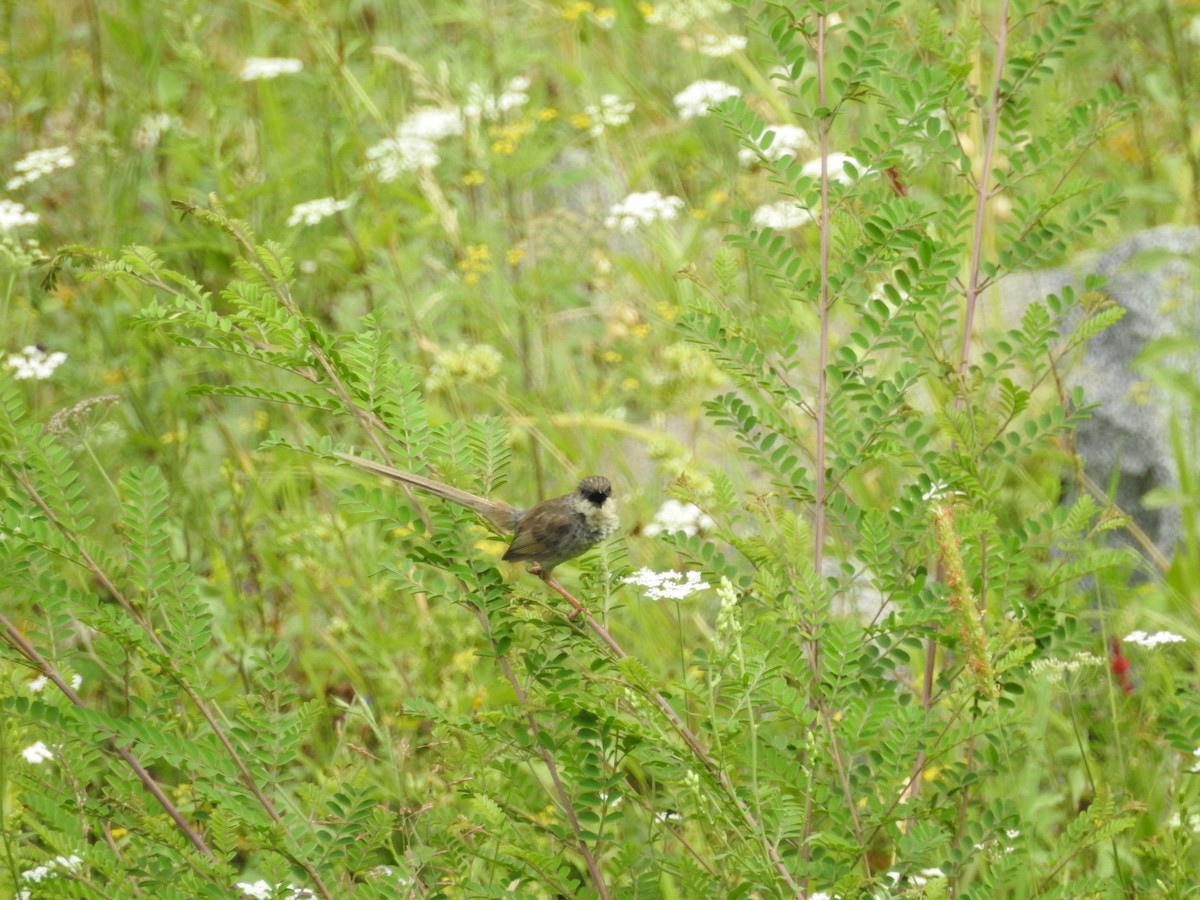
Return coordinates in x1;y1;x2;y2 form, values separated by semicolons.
335;452;618;577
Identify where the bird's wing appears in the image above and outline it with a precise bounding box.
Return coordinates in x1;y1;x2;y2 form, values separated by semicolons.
502;505;577;564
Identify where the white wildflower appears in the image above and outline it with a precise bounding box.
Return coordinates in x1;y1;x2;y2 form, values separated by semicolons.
582;94;635;136
673;79;741;120
623;568;710;602
910;868;946;886
133;113;174;151
22;741;54;764
464;76;530;120
750;200;814;231
5;345;67;380
0;200;38;230
240;57;303;81
693;33;747;57
800;152;870;183
1125;630;1186;648
20;853;80;885
643;0;731;30
1191;747;1200;773
29;675;48;692
604;191;685;232
236;882;273;900
7;146;75;190
643;499;714;537
366;135;440;180
399;107;464;142
738;124;815;164
287;197;351;227
1030;651;1104;684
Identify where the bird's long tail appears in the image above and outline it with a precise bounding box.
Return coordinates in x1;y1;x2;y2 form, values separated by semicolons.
334;452;520;531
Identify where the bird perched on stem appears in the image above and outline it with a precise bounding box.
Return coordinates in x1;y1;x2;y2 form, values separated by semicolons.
334;452;618;578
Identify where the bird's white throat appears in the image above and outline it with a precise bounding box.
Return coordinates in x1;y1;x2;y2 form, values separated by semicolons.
573;495;619;538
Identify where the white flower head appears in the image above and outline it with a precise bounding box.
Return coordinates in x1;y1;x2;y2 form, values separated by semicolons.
738;124;816;165
28;675;48;692
287;197;351;227
236;882;273;900
623;568;711;602
1125;630;1187;648
604;191;685;232
22;741;54;764
692;33;748;58
20;854;81;884
399;107;464;142
133;113;174;151
644;499;714;537
0;200;39;230
366;135;440;180
750;201;814;231
5;345;67;380
7;146;75;190
800;153;871;184
644;0;732;29
673;80;741;120
240;57;304;81
464;76;530;120
583;94;635;136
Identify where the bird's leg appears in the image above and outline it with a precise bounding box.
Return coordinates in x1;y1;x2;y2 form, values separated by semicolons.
530;564;586;620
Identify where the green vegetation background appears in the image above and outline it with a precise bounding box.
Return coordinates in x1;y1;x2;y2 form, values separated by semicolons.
3;0;1200;896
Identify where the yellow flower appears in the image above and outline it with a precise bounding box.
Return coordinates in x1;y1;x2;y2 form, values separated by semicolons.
463;169;486;186
491;138;515;155
632;323;652;338
458;244;493;285
637;2;655;17
601;350;621;363
621;377;639;391
570;113;593;131
506;247;526;266
537;107;558;121
560;1;595;20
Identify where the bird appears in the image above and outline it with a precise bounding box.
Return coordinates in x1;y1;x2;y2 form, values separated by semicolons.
334;452;618;577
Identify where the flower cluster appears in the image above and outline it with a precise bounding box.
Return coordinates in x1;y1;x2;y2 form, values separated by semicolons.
623;568;710;601
604;191;685;232
21;854;82;884
643;498;715;537
133;113;174;151
0;200;38;230
1030;651;1104;684
5;345;67;380
578;94;635;136
464;76;531;120
7;146;75;189
738;124;815;164
691;33;747;57
642;0;731;30
240;57;303;81
236;881;314;899
287;197;352;227
22;741;54;764
672;79;741;120
1124;630;1186;648
750;200;814;231
367;106;466;180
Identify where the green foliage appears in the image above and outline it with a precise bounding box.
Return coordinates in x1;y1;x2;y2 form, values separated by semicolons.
2;0;1199;897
